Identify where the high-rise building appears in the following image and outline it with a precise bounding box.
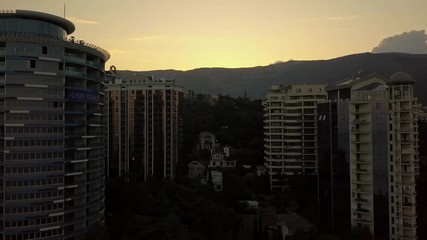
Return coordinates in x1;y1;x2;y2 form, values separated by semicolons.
317;100;351;234
0;10;109;239
263;84;326;189
318;72;419;239
319;73;389;237
387;72;418;240
106;73;183;181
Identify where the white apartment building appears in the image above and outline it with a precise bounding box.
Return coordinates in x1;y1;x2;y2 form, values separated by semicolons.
337;72;419;239
263;84;326;189
208;153;236;168
387;72;418;240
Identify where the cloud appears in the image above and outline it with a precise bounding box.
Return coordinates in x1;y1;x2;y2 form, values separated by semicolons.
178;37;196;42
372;30;427;54
108;49;127;54
66;17;98;25
328;15;360;21
127;35;166;41
330;28;349;32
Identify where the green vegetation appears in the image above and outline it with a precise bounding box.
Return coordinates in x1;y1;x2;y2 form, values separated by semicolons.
182;94;264;167
103;177;249;240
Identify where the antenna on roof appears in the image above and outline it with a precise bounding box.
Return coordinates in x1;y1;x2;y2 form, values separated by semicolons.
63;2;66;18
359;61;363;73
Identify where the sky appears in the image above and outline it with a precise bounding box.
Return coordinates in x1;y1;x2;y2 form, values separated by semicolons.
2;0;427;71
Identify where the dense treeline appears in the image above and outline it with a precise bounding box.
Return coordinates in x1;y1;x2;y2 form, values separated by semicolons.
182;94;264;166
97;178;254;240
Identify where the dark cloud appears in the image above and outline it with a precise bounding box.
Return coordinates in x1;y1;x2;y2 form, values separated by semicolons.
372;30;427;54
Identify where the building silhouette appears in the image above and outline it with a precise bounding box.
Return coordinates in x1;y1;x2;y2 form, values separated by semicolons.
0;10;109;239
105;72;183;181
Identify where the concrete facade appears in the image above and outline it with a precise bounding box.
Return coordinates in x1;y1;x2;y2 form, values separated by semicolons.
263;84;326;189
319;72;419;239
105;73;183;181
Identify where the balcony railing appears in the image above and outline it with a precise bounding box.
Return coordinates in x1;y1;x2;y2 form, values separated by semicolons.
0;31;109;60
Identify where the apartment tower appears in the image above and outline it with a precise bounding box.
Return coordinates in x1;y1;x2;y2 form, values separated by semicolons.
106;73;183;181
0;10;109;239
318;72;419;239
263;84;326;189
387;72;418;240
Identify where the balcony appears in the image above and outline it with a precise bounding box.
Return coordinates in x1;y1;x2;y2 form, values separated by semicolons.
65;55;86;65
86;60;103;69
354;208;371;214
353;149;371;154
354;197;370;203
351;138;370;143
353;179;372;185
395;169;417;176
352;119;369;124
351;127;370;133
354;106;371;113
354;188;371;194
65;69;86;78
399;222;417;229
401;149;415;154
352;218;372;224
399;117;413;123
399;159;416;165
396;201;417;207
354;168;369;173
400;139;414;144
402;211;417;218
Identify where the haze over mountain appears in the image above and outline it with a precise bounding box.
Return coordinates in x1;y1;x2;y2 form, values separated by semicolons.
118;52;427;104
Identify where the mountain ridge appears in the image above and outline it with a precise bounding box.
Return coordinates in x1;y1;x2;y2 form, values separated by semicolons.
117;52;427;104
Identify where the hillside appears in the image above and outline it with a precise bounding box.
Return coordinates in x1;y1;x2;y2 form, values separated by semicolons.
118;52;427;104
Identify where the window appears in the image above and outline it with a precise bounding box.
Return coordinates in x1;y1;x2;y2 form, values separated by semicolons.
58;62;63;71
30;60;36;68
42;46;47;54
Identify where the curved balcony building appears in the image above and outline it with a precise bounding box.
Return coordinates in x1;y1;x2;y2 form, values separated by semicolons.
0;10;109;240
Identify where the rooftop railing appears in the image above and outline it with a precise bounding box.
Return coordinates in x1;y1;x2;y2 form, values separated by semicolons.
0;31;110;60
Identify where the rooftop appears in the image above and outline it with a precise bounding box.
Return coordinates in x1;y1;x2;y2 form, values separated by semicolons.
0;9;75;34
389;71;416;84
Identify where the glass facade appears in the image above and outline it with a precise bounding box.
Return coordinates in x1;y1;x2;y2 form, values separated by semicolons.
0;10;109;240
0;18;67;39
